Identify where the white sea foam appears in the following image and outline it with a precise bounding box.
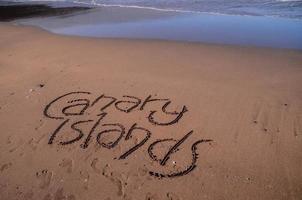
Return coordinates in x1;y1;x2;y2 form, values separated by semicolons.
75;1;197;13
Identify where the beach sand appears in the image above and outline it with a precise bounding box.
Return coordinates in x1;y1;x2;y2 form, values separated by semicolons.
0;23;302;200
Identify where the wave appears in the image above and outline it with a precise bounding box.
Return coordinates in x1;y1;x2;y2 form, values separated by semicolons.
9;0;302;20
75;1;198;13
69;1;266;18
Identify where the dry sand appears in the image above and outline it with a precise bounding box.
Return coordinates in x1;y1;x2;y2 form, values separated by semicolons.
0;23;302;200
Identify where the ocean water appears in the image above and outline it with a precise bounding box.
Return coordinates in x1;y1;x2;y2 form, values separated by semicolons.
5;0;302;49
8;0;302;19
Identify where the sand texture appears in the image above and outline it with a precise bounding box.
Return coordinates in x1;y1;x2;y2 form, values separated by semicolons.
0;24;302;200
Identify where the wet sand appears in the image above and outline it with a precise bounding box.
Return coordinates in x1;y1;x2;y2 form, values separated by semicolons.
0;24;302;200
0;2;91;21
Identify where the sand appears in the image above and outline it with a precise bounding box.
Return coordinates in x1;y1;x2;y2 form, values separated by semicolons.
0;4;91;21
0;23;302;200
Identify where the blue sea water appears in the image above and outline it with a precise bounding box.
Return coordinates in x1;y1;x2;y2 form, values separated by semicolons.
5;0;302;49
7;0;302;19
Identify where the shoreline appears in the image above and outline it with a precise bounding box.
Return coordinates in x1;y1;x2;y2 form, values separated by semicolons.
1;2;302;50
6;3;302;50
3;22;302;52
3;0;302;20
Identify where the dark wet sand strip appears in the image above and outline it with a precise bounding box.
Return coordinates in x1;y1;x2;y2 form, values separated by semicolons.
0;3;91;21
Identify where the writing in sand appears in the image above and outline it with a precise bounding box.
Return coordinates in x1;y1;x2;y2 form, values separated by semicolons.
44;91;213;178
